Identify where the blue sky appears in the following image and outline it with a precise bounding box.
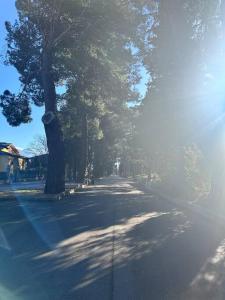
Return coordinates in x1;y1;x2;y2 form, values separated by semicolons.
0;1;44;149
0;0;148;150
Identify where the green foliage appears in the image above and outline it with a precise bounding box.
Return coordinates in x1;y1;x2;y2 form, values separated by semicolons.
127;0;223;203
0;0;151;184
0;90;31;126
1;0;147;122
184;144;211;202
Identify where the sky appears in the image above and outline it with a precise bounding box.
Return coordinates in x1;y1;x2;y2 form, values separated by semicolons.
0;0;45;150
0;0;148;150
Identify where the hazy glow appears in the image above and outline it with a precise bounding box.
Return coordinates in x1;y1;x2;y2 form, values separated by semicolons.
0;285;19;300
0;227;10;251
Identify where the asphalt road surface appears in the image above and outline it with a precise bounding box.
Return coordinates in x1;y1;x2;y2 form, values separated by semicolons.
0;176;225;300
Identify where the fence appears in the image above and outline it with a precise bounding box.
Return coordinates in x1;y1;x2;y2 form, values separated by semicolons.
0;168;47;183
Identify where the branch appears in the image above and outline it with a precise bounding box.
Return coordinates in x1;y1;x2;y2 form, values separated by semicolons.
52;5;89;48
17;68;41;101
52;24;73;47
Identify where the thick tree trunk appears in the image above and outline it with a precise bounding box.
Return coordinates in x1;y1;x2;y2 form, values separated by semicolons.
44;118;65;194
42;50;65;194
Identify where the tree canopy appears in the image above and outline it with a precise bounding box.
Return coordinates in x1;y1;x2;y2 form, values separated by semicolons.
1;0;150;193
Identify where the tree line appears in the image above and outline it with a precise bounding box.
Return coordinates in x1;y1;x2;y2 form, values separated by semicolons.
0;0;150;193
1;0;225;199
120;0;225;204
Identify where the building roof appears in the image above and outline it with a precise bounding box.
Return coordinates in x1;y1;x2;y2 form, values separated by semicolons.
0;142;11;149
0;142;26;159
0;150;27;159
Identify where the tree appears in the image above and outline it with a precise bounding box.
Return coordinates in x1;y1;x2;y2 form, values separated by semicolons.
57;1;149;181
1;0;149;193
61;86;141;182
137;0;224;201
26;134;48;156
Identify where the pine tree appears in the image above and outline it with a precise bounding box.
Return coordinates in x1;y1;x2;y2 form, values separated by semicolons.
1;0;148;193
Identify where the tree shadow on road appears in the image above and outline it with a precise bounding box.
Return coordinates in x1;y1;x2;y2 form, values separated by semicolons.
0;179;225;299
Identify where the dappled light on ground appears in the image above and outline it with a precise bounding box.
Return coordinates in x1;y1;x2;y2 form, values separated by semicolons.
1;177;225;299
183;239;225;300
34;211;170;291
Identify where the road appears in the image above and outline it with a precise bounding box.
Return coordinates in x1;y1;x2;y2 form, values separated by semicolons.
0;176;225;300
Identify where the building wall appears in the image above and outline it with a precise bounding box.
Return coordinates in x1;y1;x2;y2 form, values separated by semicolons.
0;156;25;173
0;156;9;172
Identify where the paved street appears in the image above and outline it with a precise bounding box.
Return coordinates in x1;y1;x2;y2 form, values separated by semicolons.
0;176;225;300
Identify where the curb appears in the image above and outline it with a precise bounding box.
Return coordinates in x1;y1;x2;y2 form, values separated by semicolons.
0;185;88;202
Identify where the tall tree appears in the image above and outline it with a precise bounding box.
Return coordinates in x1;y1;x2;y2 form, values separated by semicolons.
1;0;148;193
138;0;223;200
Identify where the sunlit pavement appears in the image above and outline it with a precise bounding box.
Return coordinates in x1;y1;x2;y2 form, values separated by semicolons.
0;176;225;299
0;181;80;192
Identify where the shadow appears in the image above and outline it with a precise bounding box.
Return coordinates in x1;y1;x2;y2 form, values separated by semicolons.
0;176;225;299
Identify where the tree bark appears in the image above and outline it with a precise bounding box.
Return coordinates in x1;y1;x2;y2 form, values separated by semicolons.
42;50;65;194
77;113;88;182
